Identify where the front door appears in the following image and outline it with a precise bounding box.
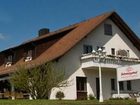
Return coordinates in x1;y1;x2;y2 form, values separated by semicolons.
76;77;87;100
96;78;99;100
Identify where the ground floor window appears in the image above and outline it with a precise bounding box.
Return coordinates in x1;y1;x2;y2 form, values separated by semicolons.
119;81;124;91
76;77;87;92
127;81;132;91
111;78;116;91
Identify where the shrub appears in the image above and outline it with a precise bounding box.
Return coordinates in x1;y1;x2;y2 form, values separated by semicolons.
88;94;95;100
109;97;123;100
56;91;65;100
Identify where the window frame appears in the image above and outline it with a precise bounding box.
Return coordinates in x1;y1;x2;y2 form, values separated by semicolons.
127;81;132;91
111;48;115;55
83;45;93;54
104;23;112;35
76;77;87;92
5;54;13;63
111;78;116;91
119;81;124;91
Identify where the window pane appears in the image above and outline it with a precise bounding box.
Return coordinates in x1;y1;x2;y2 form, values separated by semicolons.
76;77;87;92
83;45;92;54
119;81;124;91
111;48;115;55
111;79;115;91
104;24;112;35
5;55;13;62
127;81;131;91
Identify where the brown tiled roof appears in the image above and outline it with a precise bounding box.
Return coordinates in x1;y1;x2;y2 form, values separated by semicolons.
0;11;140;75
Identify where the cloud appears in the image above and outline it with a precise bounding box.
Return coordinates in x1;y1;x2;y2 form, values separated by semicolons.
0;33;5;40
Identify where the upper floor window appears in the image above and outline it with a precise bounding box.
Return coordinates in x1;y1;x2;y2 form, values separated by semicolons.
127;50;130;57
83;45;92;54
97;46;105;51
104;24;112;35
24;49;33;62
5;55;13;67
111;48;115;55
117;49;129;57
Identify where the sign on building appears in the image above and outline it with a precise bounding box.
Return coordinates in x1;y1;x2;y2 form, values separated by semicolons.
117;64;140;81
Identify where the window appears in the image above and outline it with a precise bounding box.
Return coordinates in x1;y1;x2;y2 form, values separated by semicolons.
127;81;132;91
119;81;124;91
117;49;128;57
111;48;115;55
97;46;105;51
5;55;13;67
104;24;112;35
76;77;87;92
24;49;33;62
5;55;13;63
111;79;116;91
83;45;92;54
127;50;129;57
26;50;33;57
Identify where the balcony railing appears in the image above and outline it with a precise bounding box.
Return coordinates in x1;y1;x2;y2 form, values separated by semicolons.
81;53;140;68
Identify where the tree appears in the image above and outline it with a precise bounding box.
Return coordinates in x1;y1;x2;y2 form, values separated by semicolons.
10;62;68;99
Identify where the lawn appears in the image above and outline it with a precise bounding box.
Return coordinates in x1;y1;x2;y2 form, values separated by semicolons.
0;99;139;105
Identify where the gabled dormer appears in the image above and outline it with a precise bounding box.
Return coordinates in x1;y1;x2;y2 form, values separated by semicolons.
24;44;35;62
24;49;33;62
4;50;15;67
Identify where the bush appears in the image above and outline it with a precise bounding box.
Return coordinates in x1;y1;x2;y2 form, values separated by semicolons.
88;94;95;100
56;91;65;100
109;97;123;100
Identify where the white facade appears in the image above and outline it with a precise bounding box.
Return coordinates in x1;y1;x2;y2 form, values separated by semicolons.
49;19;140;100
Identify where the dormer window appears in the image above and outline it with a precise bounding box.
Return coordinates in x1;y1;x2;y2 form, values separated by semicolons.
104;24;112;35
5;55;13;67
24;49;33;62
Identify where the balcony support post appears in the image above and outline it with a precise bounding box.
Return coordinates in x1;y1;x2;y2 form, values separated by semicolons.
11;83;15;100
116;69;120;98
99;63;103;102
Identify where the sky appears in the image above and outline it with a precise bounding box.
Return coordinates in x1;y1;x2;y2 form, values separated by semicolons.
0;0;140;51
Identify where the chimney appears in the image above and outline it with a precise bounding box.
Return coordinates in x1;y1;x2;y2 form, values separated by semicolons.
38;28;50;37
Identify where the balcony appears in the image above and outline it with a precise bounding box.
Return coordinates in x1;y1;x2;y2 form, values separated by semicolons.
81;53;140;69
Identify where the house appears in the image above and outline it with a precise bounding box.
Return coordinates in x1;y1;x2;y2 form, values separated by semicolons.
0;11;140;101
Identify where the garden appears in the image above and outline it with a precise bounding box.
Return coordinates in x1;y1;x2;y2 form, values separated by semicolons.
0;99;139;105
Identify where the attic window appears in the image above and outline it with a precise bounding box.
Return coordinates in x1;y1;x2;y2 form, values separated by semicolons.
24;49;33;62
5;55;13;67
104;24;112;35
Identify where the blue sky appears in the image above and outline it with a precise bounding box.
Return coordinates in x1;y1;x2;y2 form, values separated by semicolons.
0;0;140;51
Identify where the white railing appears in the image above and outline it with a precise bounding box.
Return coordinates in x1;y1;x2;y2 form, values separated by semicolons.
81;53;140;66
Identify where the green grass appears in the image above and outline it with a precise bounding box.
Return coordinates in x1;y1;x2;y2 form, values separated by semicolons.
0;99;138;105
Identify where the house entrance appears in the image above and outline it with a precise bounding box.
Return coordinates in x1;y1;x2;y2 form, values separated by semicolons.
76;77;87;100
96;78;99;100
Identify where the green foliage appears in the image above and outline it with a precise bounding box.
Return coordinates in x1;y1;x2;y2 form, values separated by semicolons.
10;62;68;99
56;91;65;100
0;99;137;105
88;94;95;100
